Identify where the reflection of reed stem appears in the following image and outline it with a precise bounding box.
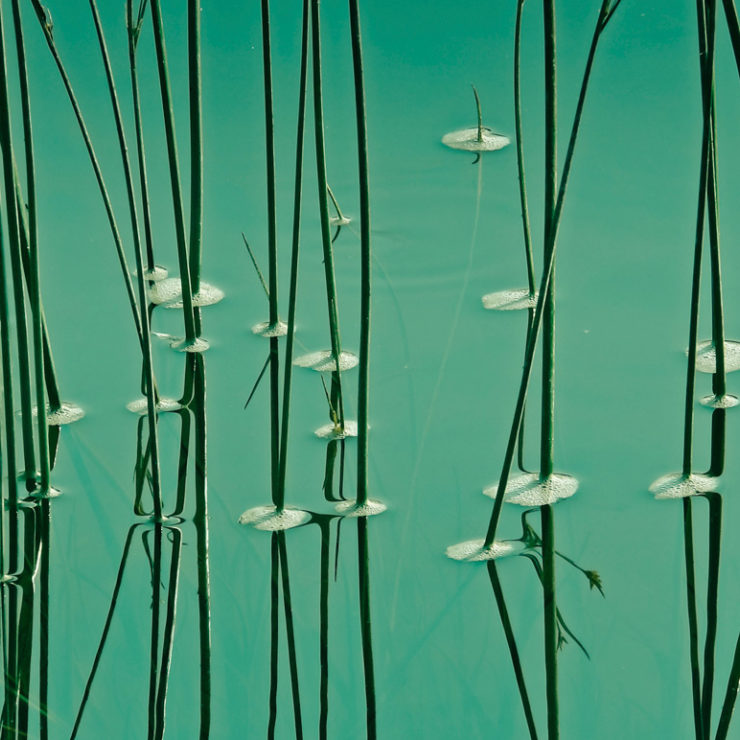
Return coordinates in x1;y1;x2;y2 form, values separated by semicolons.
701;492;722;739
541;506;558;740
358;517;377;739
70;526;139;739
715;631;740;739
155;527;182;738
487;561;539;739
318;518;331;739
268;534;279;739
278;532;304;738
39;500;51;740
681;500;703;740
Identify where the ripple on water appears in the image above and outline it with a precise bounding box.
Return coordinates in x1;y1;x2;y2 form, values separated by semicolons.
442;127;510;152
483;472;578;506
446;538;526;562
238;505;311;531
649;472;717;500
294;350;359;372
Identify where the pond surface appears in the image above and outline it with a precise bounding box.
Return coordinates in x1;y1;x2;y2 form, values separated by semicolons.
2;1;740;738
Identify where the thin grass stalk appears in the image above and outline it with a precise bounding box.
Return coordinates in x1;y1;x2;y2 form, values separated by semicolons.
357;517;377;739
348;0;371;506
682;500;704;740
484;0;617;548
275;0;310;512
188;0;203;297
29;1;144;349
701;493;722;738
720;0;740;83
260;0;282;508
277;533;304;739
154;527;182;739
310;0;346;429
515;0;536;298
0;3;36;490
708;408;725;475
14;181;61;412
487;561;539;740
69;525;138;739
149;0;197;345
10;0;48;493
90;0;162;517
127;1;157;274
715;631;740;738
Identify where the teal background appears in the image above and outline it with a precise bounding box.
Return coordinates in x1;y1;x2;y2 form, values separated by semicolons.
9;0;740;737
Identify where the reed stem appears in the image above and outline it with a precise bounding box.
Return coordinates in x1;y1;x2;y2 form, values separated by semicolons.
149;0;198;344
275;0;310;512
311;0;346;429
484;0;617;548
348;0;372;506
682;500;703;740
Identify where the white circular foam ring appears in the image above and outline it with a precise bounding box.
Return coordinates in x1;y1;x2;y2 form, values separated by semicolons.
252;320;288;338
483;472;578;507
35;402;85;426
649;472;717;500
315;420;358;440
149;278;224;308
294;350;359;372
238;505;311;531
170;337;210;353
334;498;387;517
482;288;538;311
700;393;740;409
693;340;740;374
446;538;526;562
126;397;183;414
442;127;510;152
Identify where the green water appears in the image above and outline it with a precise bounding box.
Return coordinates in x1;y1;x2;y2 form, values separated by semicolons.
3;0;740;737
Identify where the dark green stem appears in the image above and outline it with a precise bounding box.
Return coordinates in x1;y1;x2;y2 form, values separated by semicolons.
348;0;372;506
149;0;197;344
541;506;558;739
275;0;310;512
310;0;346;429
188;0;203;296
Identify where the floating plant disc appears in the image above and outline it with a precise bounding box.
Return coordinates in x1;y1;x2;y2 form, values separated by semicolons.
149;277;224;308
315;420;358;440
446;538;526;562
700;393;740;409
483;472;578;507
334;498;387;517
170;337;210;353
251;320;288;338
294;350;359;372
134;265;168;282
649;472;717;500
34;402;85;426
238;505;310;531
126;397;183;414
693;340;740;373
482;288;538;311
442;127;510;152
330;215;351;227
